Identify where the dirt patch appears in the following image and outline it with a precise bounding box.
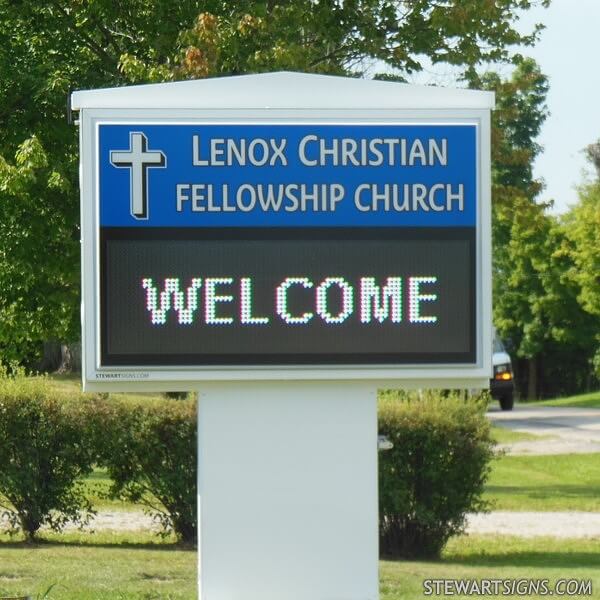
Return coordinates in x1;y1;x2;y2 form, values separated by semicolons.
489;405;600;455
69;511;158;532
496;438;600;455
4;507;600;539
0;511;157;533
467;511;600;538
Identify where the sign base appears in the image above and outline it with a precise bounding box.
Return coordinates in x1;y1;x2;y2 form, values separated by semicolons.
197;381;379;600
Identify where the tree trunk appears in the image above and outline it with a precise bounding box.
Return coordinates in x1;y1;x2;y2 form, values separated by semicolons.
38;341;82;374
527;357;538;400
37;341;62;372
56;344;72;373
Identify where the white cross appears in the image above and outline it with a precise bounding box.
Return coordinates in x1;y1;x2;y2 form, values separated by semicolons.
110;132;166;220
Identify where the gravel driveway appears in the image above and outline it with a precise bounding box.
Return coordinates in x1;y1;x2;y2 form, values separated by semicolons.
488;404;600;454
4;509;600;539
80;510;600;539
466;511;600;538
0;511;159;533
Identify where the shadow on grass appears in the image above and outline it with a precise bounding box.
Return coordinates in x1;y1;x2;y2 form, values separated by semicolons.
486;484;600;500
384;549;600;570
0;538;196;552
443;550;600;569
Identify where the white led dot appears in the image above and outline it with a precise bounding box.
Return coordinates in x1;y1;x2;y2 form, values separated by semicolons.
141;277;202;325
240;278;269;325
205;277;234;325
173;278;202;324
408;276;438;324
360;277;402;323
315;277;353;324
276;277;314;324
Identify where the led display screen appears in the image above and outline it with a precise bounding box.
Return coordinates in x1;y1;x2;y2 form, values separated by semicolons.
101;227;475;365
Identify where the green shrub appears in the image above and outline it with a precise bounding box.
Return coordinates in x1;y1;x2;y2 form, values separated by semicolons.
378;390;495;559
162;391;190;400
95;397;197;543
0;373;96;539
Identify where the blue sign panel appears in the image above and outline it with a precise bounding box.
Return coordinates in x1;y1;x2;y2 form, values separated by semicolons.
99;124;476;228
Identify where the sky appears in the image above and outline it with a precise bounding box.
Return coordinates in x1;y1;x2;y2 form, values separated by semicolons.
382;0;600;215
516;0;600;214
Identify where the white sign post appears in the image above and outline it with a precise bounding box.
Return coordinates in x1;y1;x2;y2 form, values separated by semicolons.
198;381;378;600
72;72;494;600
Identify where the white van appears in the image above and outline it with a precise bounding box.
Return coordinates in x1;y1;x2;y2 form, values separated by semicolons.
491;336;515;410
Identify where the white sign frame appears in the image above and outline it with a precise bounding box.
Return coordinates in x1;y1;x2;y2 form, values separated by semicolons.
74;77;493;391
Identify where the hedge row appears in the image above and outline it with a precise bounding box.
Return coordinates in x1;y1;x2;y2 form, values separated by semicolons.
378;389;495;558
0;374;196;543
0;375;494;557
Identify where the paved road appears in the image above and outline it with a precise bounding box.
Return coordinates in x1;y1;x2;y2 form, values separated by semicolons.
487;404;600;454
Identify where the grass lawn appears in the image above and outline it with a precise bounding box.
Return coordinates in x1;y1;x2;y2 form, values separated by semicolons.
2;376;598;598
534;390;600;409
0;531;195;600
0;532;598;599
85;450;600;514
490;425;552;444
382;534;600;599
485;453;600;512
83;468;145;512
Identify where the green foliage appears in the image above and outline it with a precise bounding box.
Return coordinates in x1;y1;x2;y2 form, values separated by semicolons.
378;390;495;559
470;58;598;398
0;372;96;539
94;397;197;543
474;59;551;361
476;57;549;199
163;391;191;400
0;1;206;365
567;181;600;320
0;1;548;364
122;2;548;82
492;201;596;390
565;172;600;376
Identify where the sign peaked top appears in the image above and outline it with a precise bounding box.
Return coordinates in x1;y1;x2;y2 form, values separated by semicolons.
71;71;494;111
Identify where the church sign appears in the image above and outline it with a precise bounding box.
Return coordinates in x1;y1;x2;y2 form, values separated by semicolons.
72;74;493;389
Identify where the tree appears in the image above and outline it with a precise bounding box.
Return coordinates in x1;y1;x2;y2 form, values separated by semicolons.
565;155;600;377
499;203;597;397
584;140;600;178
470;58;551;397
0;0;549;366
0;1;205;364
120;1;550;82
471;58;598;398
